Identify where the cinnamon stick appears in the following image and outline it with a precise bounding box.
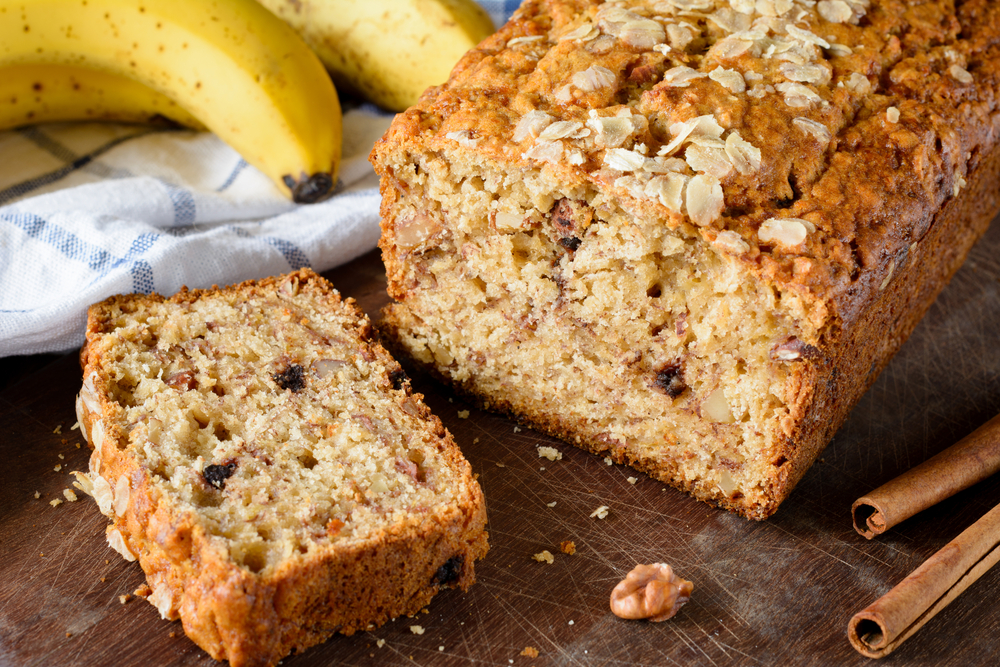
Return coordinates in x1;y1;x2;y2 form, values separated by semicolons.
848;500;1000;658
852;412;1000;539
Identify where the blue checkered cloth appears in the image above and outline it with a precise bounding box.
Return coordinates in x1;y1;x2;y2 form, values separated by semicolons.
0;1;520;357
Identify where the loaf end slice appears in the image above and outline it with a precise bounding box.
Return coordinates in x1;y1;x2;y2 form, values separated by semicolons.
74;269;488;667
371;0;1000;518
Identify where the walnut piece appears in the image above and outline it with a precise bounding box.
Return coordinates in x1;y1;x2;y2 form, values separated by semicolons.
609;563;693;622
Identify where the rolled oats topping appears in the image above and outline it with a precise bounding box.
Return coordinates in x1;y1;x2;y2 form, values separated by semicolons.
708;67;747;93
572;65;618;92
759;217;815;247
513;111;554;142
949;64;974;85
686;174;725;226
817;0;853;23
792;117;832;143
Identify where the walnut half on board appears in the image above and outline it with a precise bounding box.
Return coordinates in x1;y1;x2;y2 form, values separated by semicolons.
610;563;693;622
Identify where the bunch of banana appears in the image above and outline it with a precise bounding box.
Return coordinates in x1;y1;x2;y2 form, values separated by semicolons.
0;0;340;203
255;0;495;112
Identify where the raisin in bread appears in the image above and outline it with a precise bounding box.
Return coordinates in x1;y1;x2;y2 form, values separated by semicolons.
371;0;1000;519
73;269;488;667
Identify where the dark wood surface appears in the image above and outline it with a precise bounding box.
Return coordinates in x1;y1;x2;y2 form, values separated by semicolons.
3;219;1000;666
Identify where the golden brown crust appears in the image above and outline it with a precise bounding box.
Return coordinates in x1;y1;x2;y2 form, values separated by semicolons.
372;0;1000;518
75;269;488;666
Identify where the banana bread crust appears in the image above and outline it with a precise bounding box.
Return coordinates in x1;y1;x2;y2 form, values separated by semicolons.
372;0;1000;518
75;270;489;666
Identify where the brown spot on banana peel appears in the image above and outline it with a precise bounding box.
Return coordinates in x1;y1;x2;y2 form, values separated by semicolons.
283;172;334;204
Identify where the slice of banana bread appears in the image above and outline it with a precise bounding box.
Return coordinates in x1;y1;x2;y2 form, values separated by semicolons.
371;0;1000;519
73;269;488;667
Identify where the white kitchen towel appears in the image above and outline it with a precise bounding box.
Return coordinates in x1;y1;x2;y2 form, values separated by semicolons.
0;0;519;358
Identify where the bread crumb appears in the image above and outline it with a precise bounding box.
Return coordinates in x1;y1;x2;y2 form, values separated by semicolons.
627;477;637;485
438;646;445;651
134;584;152;598
569;620;575;625
100;577;106;583
409;625;425;635
496;462;505;468
58;453;65;459
590;505;610;519
76;443;81;448
537;446;562;461
63;489;78;502
50;499;63;507
376;639;385;648
513;426;521;433
66;632;72;637
53;425;63;434
70;421;80;431
457;410;470;419
34;491;40;499
54;464;62;472
421;608;429;614
521;646;540;658
546;501;557;507
532;550;554;564
473;437;480;444
560;540;576;555
604;457;613;465
169;631;177;638
119;594;131;604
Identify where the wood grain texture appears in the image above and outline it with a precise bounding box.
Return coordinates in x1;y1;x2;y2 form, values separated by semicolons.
2;216;1000;666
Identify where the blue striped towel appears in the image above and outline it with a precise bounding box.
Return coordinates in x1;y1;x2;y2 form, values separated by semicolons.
0;0;520;358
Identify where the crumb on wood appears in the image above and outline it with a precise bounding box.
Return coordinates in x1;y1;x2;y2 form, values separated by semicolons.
376;639;385;648
560;540;577;555
71;421;80;431
590;505;609;519
53;425;62;434
54;465;62;472
537;446;562;461
119;594;131;604
410;625;425;635
604;456;613;465
63;489;78;502
50;499;63;507
169;631;177;638
513;426;521;432
496;462;505;468
34;491;40;499
521;646;540;658
627;477;637;485
546;501;556;507
473;437;480;444
58;453;65;459
66;632;72;638
457;410;470;419
134;584;152;598
532;550;554;564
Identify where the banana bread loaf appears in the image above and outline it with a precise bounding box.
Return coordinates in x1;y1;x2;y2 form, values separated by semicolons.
371;0;1000;519
73;269;488;667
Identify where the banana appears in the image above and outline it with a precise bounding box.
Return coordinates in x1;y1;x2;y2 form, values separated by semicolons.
255;0;495;112
0;64;205;131
0;0;341;203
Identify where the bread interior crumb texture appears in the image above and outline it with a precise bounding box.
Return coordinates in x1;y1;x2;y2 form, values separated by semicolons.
98;281;468;575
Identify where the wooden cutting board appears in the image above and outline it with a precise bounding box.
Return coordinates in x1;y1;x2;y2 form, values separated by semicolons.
4;219;1000;667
